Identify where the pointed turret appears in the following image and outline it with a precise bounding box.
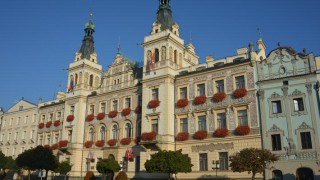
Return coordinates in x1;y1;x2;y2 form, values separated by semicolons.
78;19;96;60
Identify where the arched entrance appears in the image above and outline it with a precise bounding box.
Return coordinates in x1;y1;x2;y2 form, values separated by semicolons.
296;167;313;180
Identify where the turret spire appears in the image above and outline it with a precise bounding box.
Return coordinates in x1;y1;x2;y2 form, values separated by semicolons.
78;12;95;60
156;0;175;31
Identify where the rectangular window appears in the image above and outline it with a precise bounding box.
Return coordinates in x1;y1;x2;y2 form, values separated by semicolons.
219;152;229;170
19;106;24;111
33;114;37;123
70;106;75;115
68;130;73;142
49;113;53;121
198;115;207;131
215;80;225;92
272;101;282;114
152;88;159;100
22;131;26;140
199;153;208;171
89;105;95;115
112;100;118;111
57;112;61;120
180;118;188;132
301;132;312;149
125;98;131;108
237;110;248;126
152;119;158;133
16;117;20;125
271;134;282;151
9;118;12;126
235;75;245;89
100;103;106;113
293;98;304;111
30;130;35;139
14;132;18;141
197;84;206;96
41;115;46;122
0;134;3;141
24;116;28;124
180;87;188;99
8;133;11;141
217;112;226;128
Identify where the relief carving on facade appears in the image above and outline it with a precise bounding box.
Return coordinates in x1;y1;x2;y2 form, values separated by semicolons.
189;113;195;133
247;71;255;89
305;83;313;94
250;103;258;127
297;122;312;130
207;79;213;97
281;86;288;96
191;142;234;152
189;83;195;99
208;110;214;131
226;76;233;93
145;79;165;87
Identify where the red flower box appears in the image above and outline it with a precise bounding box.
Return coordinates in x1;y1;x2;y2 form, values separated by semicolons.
176;132;189;141
107;139;117;146
51;143;58;150
53;120;61;127
135;106;142;114
233;88;248;98
120;138;132;145
108;111;118;118
86;114;94;122
212;92;226;102
95;140;105;147
176;99;189;108
38;122;44;129
84;141;93;148
66;115;74;122
43;145;50;149
214;128;229;137
193;130;208;140
122;108;131;116
235;125;250;135
97;112;105;120
46;121;52;128
193;95;207;105
141;131;157;141
58;140;68;148
148;100;160;108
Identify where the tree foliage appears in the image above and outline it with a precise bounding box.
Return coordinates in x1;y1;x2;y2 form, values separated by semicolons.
0;151;17;170
229;148;278;180
145;149;193;178
57;160;72;175
0;151;6;169
96;158;120;180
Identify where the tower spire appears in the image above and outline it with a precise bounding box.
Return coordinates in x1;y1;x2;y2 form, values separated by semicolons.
77;11;95;60
156;0;175;31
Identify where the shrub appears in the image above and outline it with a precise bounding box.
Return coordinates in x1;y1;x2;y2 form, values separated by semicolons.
193;95;207;105
95;140;105;147
38;122;44;129
176;99;189;108
135;106;142;114
193;130;208;140
176;132;189;141
148;100;160;108
212;92;226;102
115;171;128;180
120;138;132;145
58;140;68;148
214;128;229;137
107;139;117;146
235;125;250;135
97;112;105;120
108;111;118;118
84;141;93;148
233;88;248;98
141;131;157;141
51;143;58;150
86;114;94;122
121;108;131;116
46;121;52;128
66;115;74;122
53;120;61;127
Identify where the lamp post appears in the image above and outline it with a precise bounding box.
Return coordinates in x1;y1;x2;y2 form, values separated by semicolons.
212;160;220;177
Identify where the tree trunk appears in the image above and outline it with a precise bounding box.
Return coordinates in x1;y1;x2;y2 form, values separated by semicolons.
45;169;48;180
28;170;31;180
251;173;255;180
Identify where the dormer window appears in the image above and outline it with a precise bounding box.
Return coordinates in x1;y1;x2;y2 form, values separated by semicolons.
19;106;23;111
155;29;159;33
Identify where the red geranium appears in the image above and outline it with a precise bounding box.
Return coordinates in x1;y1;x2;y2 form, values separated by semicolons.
176;132;189;141
97;112;105;120
84;141;93;148
51;143;58;150
122;108;131;116
120;138;132;145
66;115;74;122
107;139;117;146
95;140;105;147
176;99;189;108
235;125;250;135
233;88;248;98
193;95;207;105
38;122;44;129
193;130;208;140
46;121;52;128
148;100;160;108
86;114;94;122
212;92;226;102
108;111;118;118
141;131;157;141
53;120;61;127
58;140;68;148
214;128;229;137
135;106;142;114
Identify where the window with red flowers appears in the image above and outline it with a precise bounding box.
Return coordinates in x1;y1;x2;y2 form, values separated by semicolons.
193;95;207;105
46;121;52;128
108;111;118;118
141;131;157;141
235;125;250;136
148;100;160;108
212;92;226;102
120;138;132;145
95;140;105;147
66;115;74;122
107;139;117;146
176;132;189;141
97;112;105;120
214;128;228;137
84;141;93;148
86;114;94;122
193;130;208;140
121;108;131;116
38;122;44;129
58;140;68;148
53;120;61;127
176;99;189;108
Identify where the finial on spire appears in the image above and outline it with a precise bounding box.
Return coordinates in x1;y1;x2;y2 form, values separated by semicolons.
189;31;192;42
160;0;170;5
257;28;262;38
117;37;121;54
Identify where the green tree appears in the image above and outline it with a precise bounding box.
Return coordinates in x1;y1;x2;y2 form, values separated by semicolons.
16;148;35;180
0;151;6;170
96;158;120;180
229;148;278;180
144;149;193;179
57;160;72;180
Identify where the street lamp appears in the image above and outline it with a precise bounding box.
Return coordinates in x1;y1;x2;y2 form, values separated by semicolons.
212;160;220;177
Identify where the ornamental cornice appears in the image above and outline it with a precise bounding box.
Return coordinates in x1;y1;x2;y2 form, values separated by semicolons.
297;122;312;130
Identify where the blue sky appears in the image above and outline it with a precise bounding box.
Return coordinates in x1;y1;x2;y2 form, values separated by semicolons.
1;0;320;110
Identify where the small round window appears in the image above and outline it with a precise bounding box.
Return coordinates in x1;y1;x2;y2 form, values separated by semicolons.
279;67;286;75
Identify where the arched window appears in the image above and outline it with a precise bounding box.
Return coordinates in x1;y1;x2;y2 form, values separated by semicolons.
272;170;283;180
125;123;132;138
100;126;106;141
89;75;94;87
155;48;159;63
108;154;115;160
174;50;177;63
112;124;118;139
89;128;94;141
161;46;166;61
296;167;314;180
75;74;78;86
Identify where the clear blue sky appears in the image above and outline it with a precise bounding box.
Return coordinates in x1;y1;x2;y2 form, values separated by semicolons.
1;0;320;110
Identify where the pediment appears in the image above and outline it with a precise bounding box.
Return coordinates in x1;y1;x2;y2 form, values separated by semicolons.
268;124;282;132
297;122;312;130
